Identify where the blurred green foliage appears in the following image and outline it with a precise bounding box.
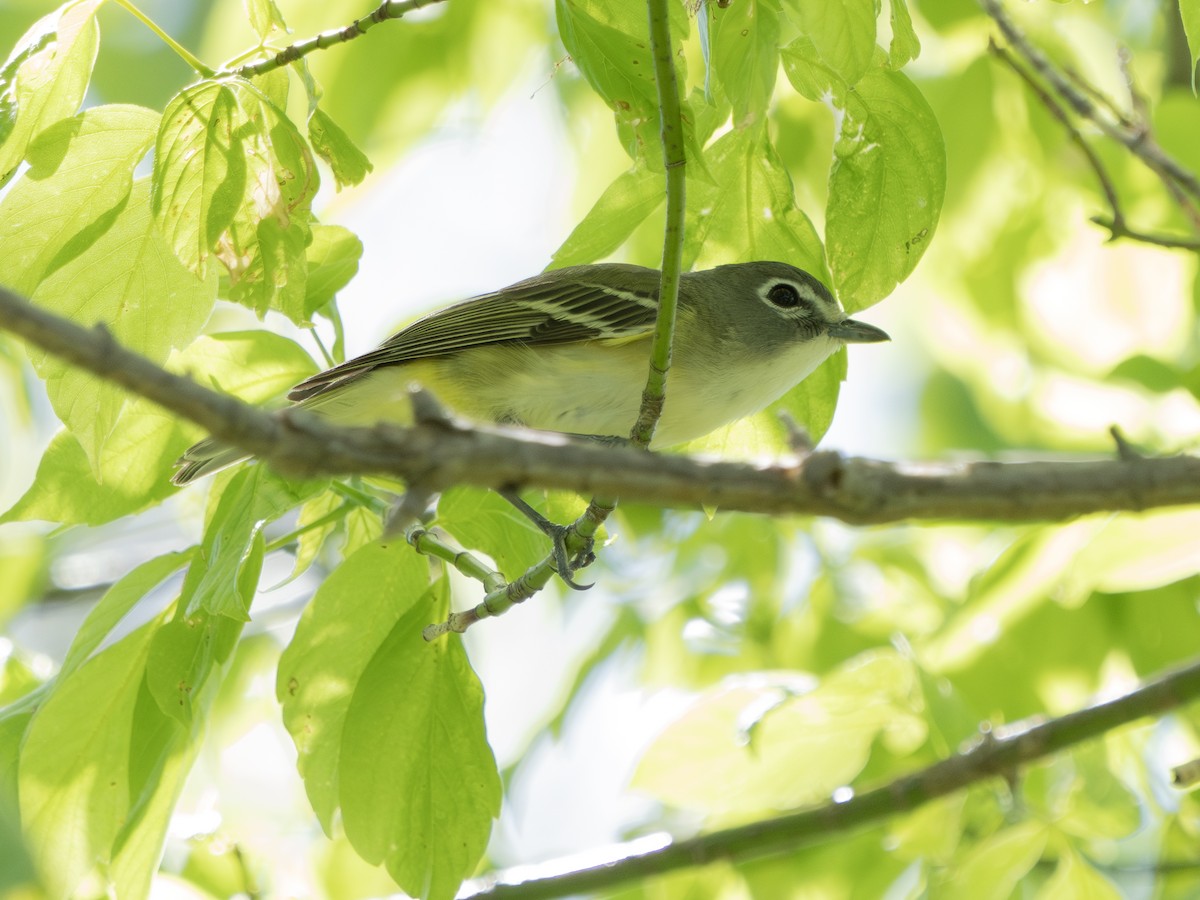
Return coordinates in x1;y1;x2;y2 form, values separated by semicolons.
0;0;1199;898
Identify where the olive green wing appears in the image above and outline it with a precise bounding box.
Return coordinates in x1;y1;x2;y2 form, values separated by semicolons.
289;267;660;401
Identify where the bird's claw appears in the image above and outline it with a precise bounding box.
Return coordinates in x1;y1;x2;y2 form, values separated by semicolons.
545;523;595;591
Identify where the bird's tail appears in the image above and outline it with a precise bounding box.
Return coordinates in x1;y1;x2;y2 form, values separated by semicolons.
171;437;252;486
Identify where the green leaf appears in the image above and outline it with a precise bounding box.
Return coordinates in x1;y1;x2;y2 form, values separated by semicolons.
181;465;325;620
244;0;288;40
152;78;319;320
3;331;318;527
555;0;699;167
278;542;440;831
437;486;548;580
686;124;827;277
309;106;373;190
886;0;920;69
633;650;926;816
551;164;664;268
145;612;243;724
18;614;166;898
1036;849;1121;900
711;0;781;126
28;179;213;472
304;223;363;318
781;0;876;87
1181;0;1200;92
826;67;946;310
0;0;101;189
780;35;845;102
59;551;193;680
0;104;160;296
339;576;500;900
940;822;1048;900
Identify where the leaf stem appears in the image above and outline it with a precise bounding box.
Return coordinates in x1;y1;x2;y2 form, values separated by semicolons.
110;0;216;77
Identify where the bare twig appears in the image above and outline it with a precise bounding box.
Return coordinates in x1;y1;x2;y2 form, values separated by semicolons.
985;14;1200;250
463;654;1200;899
225;0;447;79
982;0;1200;230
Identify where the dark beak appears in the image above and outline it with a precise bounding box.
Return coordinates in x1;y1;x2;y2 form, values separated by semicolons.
826;318;890;343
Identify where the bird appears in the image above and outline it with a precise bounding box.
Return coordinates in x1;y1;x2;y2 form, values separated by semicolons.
172;261;889;486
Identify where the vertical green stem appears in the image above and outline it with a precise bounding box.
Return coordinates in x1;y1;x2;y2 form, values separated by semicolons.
111;0;216;77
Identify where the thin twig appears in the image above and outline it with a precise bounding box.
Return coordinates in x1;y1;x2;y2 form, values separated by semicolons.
463;654;1200;899
224;0;448;79
988;39;1125;233
982;0;1200;207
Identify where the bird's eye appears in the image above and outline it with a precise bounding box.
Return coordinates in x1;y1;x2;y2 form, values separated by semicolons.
767;283;802;308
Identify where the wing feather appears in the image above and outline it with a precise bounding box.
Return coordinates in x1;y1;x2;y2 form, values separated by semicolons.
289;265;660;401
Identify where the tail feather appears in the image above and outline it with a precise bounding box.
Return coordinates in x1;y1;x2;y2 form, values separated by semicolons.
171;438;252;486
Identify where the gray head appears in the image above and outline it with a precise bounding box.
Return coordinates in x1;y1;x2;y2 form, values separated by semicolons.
683;261;890;351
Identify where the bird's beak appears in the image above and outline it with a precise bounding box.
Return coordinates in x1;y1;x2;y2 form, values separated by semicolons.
826;318;890;343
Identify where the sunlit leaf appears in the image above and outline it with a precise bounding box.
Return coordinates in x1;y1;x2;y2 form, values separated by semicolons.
687;124;826;277
887;0;920;69
152;78;318;320
939;822;1048;898
304;223;363;318
244;0;288;41
309;106;373;190
711;0;781;126
551;164;664;268
826;67;945;310
781;0;876;87
0;0;101;188
340;576;501;900
1181;0;1200;92
19;615;167;898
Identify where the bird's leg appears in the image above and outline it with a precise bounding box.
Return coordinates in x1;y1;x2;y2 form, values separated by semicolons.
498;489;595;590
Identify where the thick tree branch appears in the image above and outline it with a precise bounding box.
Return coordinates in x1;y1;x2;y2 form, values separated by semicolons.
225;0;447;79
5;283;1200;524
463;655;1200;899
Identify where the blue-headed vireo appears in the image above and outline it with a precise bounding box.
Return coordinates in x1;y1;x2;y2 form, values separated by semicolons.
172;261;888;484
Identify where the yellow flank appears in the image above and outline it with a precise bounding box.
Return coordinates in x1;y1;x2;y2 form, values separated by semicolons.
300;331;842;448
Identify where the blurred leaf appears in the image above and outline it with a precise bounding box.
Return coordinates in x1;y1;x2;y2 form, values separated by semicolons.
19;614;167;898
1035;848;1121;900
780;35;844;102
711;0;780;127
309;106;373;190
781;0;876;87
937;821;1048;900
827;67;945;310
1181;0;1200;92
1108;354;1180;392
244;0;288;41
1056;744;1139;841
0;0;101;188
634;650;926;817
